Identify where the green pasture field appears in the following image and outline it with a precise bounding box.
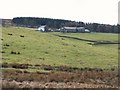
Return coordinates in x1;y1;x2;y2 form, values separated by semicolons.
1;27;118;69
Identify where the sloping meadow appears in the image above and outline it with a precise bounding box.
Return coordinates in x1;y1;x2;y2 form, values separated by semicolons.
2;27;118;69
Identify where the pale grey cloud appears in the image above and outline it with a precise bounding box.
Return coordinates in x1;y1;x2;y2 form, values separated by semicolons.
118;1;120;24
0;0;119;25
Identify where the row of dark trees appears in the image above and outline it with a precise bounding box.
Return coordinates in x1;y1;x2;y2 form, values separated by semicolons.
12;17;119;33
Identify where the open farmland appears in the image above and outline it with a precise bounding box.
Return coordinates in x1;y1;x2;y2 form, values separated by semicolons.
1;27;119;88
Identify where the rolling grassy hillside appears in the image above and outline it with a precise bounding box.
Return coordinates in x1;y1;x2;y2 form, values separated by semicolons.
2;27;118;69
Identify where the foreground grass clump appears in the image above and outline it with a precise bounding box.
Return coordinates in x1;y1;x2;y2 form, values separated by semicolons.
1;27;118;69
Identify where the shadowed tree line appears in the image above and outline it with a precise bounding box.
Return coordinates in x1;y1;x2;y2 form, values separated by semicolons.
12;17;119;33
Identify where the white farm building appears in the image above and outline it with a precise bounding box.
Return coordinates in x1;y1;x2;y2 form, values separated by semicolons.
37;25;47;32
61;26;90;33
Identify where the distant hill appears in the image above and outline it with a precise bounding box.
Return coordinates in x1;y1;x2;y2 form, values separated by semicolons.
3;17;119;33
2;19;12;26
12;17;85;29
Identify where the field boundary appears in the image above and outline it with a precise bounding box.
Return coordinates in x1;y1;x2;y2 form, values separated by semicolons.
54;34;120;45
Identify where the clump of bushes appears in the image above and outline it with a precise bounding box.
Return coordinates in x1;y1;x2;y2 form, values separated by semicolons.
8;33;13;36
20;35;24;37
11;51;21;55
1;51;5;53
1;38;3;40
4;44;10;47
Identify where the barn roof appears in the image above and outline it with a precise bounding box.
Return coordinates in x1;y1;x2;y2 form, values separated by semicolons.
63;27;76;29
39;25;46;28
76;27;85;29
63;27;85;30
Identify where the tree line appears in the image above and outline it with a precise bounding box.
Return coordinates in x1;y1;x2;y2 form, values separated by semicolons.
12;17;119;33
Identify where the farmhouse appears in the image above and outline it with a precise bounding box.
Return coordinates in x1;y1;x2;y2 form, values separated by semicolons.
61;26;90;33
37;25;47;32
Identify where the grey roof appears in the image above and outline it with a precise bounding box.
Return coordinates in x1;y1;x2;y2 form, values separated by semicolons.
39;25;46;28
63;27;85;30
76;27;85;29
63;27;76;30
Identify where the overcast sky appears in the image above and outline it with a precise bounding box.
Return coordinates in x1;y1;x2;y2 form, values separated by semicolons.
0;0;119;25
